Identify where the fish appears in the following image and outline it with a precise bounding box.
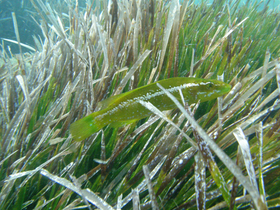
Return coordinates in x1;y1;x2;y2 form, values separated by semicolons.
70;77;231;141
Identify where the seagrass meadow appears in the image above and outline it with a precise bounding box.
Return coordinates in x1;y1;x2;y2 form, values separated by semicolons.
1;0;280;209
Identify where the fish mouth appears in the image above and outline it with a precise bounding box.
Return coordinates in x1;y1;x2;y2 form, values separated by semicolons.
214;80;231;94
223;83;232;94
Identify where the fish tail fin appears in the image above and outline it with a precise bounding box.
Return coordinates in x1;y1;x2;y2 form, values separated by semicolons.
70;113;102;141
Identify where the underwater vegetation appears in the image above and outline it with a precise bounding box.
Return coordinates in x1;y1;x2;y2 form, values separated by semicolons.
0;0;280;209
0;0;43;53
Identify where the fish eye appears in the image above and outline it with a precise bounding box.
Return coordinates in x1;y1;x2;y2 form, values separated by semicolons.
206;82;214;88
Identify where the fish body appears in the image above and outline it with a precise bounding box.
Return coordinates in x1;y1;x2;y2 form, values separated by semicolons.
70;77;231;141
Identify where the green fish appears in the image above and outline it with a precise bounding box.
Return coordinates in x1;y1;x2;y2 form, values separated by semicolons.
70;77;231;141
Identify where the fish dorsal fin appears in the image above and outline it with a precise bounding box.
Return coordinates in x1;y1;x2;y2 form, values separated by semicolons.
97;81;158;109
97;91;130;109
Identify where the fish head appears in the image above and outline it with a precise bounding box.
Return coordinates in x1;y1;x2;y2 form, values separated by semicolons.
194;79;231;102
